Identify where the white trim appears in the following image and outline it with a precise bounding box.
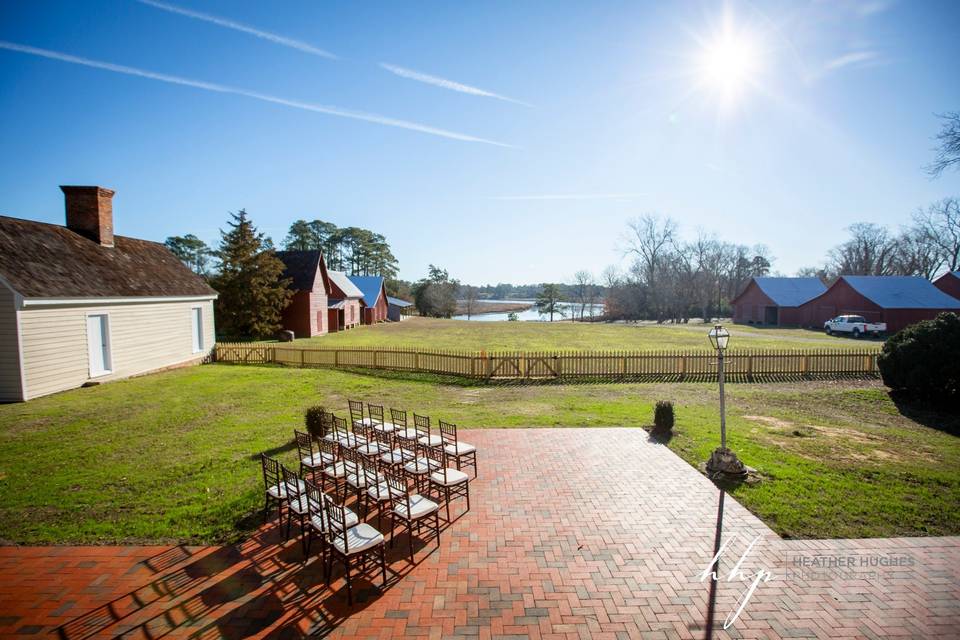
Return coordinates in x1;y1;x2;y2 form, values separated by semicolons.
191;305;204;354
23;294;217;308
86;311;113;378
13;299;27;402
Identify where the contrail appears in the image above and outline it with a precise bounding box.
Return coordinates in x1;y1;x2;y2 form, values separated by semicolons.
136;0;338;60
0;41;512;147
380;63;532;107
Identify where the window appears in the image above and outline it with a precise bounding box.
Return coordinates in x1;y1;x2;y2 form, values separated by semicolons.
191;307;204;353
87;314;112;377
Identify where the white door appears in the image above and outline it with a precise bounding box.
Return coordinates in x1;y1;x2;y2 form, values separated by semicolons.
87;314;111;376
191;307;204;353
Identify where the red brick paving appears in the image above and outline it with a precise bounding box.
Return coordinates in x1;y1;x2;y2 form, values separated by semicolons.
0;428;957;639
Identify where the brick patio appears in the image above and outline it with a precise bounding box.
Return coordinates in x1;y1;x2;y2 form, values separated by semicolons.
0;428;957;639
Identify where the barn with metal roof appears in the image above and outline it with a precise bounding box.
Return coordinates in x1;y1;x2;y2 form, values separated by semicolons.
934;270;960;301
731;277;827;326
800;276;960;333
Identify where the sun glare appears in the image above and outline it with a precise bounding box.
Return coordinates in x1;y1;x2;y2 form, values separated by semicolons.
694;15;765;110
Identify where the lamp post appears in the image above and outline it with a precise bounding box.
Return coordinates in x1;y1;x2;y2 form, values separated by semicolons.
706;324;746;480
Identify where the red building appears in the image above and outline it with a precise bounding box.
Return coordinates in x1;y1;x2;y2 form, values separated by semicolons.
349;275;389;324
934;270;960;301
731;277;827;326
326;270;363;332
275;250;330;338
799;276;960;333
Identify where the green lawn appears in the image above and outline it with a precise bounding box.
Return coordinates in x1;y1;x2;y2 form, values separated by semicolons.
0;363;955;545
276;317;882;352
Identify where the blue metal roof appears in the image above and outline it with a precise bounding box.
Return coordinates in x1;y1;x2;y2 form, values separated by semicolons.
843;276;960;309
753;277;827;307
387;296;412;307
347;275;385;307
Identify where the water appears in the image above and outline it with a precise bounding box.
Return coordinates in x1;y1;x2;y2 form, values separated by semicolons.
453;299;605;322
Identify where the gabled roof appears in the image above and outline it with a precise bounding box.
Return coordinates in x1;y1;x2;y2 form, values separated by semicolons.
387;296;413;307
735;277;826;307
841;276;960;309
934;270;960;281
327;270;363;299
348;275;385;307
275;250;329;293
0;215;216;299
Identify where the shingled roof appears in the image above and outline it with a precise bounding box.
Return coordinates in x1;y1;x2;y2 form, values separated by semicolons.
275;250;329;293
0;215;217;299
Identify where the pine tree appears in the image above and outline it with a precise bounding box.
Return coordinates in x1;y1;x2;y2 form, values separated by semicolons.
211;210;293;339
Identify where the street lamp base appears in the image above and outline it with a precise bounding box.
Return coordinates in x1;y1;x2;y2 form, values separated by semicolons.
705;446;747;480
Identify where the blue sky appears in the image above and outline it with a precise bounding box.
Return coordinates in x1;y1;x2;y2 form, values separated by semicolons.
1;0;958;284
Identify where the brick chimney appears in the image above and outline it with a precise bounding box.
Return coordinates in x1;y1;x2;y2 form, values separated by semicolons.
61;185;115;247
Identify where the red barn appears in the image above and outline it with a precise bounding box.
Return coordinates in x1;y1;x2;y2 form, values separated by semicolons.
934;270;960;301
326;270;363;332
731;277;827;326
349;275;389;324
800;276;960;333
276;250;330;338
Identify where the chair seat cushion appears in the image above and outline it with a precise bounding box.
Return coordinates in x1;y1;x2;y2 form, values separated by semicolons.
357;443;386;456
267;479;304;499
443;442;476;456
404;457;440;475
381;448;415;465
309;506;358;532
430;468;469;486
323;461;348;479
417;435;443;447
395;429;420;441
394;494;439;520
345;473;368;488
332;523;384;555
338;434;368;448
288;495;310;515
302;451;335;468
372;422;397;433
367;482;405;501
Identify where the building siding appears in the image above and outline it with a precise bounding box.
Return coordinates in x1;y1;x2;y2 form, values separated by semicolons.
732;282;774;324
934;273;960;301
19;298;215;400
0;284;24;402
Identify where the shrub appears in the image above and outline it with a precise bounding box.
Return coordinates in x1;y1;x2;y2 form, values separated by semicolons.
877;312;960;405
304;405;326;437
653;400;675;432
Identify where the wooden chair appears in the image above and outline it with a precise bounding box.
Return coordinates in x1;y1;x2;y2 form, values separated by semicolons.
260;453;290;529
413;413;442;447
281;464;311;553
402;442;442;494
386;470;440;564
364;462;404;529
304;478;359;576
348;400;366;430
380;432;416;471
295;429;334;483
426;446;470;522
367;404;396;434
391;408;419;444
322;440;350;504
438;420;477;478
324;494;387;606
356;427;390;464
333;414;367;450
343;448;380;516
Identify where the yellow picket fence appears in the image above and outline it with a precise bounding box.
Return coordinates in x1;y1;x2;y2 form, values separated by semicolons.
214;343;880;381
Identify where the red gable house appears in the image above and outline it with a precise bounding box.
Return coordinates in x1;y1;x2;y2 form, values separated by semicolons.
731;277;827;326
275;250;330;338
348;275;389;325
326;270;364;332
934;271;960;301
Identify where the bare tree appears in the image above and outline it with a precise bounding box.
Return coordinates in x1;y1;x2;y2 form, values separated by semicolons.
892;228;942;278
828;223;897;275
927;112;960;178
624;215;678;320
460;284;479;320
572;270;595;319
913;197;960;272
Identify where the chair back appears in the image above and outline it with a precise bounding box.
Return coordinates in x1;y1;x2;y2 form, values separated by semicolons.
332;414;348;438
317;437;338;463
368;404;384;427
385;470;410;513
261;453;281;492
319;409;334;438
294;429;315;462
304;477;327;531
424;445;450;483
438;420;458;448
362;462;381;494
341;447;361;476
390;408;407;429
348;400;365;427
413;413;431;439
324;494;349;552
281;464;304;504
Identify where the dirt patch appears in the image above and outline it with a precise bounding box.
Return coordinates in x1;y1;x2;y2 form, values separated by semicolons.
743;415;794;430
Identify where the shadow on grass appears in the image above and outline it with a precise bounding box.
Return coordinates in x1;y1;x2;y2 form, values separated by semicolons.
888;391;960;436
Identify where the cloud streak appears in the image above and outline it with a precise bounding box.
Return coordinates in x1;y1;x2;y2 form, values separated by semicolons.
0;41;512;147
137;0;338;59
380;63;532;107
491;193;644;201
824;50;879;71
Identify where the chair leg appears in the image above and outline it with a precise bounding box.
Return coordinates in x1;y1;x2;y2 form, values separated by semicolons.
344;555;353;606
445;487;451;522
380;545;387;588
409;521;415;564
263;496;270;523
299;515;308;556
466;482;471;512
305;527;312;560
434;512;440;547
285;506;292;540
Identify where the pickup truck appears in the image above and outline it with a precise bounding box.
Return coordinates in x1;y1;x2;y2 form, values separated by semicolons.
823;315;886;338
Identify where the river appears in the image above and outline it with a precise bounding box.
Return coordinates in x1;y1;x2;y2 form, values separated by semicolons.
452;299;605;322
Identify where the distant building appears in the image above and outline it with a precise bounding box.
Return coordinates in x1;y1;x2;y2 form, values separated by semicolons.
326;271;363;331
0;185;217;402
934;270;960;301
275;250;330;338
800;275;960;333
387;296;413;321
349;275;389;325
731;277;827;326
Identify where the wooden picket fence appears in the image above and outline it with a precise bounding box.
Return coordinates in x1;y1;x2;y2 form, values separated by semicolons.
214;343;880;382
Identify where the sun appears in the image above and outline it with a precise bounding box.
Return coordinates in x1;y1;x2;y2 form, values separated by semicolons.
694;16;765;109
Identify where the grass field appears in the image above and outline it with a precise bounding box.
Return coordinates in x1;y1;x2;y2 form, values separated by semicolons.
1;363;955;545
279;317;883;351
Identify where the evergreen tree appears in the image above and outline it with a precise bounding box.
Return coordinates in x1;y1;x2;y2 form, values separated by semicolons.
211;210;293;339
536;283;565;322
165;234;213;276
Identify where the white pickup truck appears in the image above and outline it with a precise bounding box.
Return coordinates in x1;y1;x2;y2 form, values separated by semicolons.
823;315;886;338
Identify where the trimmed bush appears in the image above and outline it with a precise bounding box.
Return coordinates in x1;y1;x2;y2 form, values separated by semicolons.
653;400;675;432
304;405;326;437
877;312;960;405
